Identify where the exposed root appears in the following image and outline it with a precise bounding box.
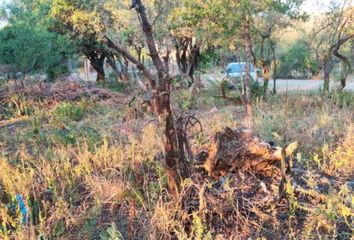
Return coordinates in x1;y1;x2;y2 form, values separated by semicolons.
195;127;298;178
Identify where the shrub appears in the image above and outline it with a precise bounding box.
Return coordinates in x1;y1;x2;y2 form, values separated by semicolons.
51;125;101;149
46;64;69;82
326;90;354;108
51;102;84;124
278;40;319;79
251;80;266;100
96;81;127;93
173;89;197;111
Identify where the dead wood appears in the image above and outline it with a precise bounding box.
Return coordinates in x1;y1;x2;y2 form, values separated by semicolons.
0;80;121;105
195;127;298;178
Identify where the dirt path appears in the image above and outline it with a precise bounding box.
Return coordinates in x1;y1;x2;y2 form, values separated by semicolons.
266;79;354;92
201;73;354;92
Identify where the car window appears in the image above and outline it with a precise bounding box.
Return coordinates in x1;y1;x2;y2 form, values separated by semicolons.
227;63;254;73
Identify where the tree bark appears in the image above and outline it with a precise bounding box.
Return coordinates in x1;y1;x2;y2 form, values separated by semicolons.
174;37;200;83
333;49;351;90
107;55;121;82
262;66;270;93
94;63;105;82
86;52;106;82
107;0;190;195
271;43;277;95
243;15;253;116
323;62;333;92
135;3;189;194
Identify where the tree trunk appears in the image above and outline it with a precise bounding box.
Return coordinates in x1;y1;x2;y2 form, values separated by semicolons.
174;37;199;83
333;49;350;90
263;66;270;94
108;0;190;195
163;49;171;73
324;71;330;92
86;52;106;82
187;44;200;80
95;65;105;82
107;56;121;82
323;62;333;92
243;15;253;116
259;35;272;95
136;5;189;194
271;43;277;95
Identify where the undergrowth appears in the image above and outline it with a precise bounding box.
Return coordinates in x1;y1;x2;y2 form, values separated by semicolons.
0;87;353;239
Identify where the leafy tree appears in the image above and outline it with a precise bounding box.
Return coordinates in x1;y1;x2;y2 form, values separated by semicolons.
179;0;303;114
105;0;191;194
278;40;319;79
308;1;353;91
0;0;74;84
253;8;305;93
49;0;110;82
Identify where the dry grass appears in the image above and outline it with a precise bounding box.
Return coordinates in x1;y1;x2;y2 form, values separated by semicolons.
0;85;353;239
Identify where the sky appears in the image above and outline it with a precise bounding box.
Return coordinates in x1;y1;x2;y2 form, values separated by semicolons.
301;0;353;13
301;0;334;13
0;0;352;14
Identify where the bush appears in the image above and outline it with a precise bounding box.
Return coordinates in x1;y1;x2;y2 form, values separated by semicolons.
173;89;197;111
278;40;319;79
326;90;354;108
251;80;266;100
96;81;127;93
51;125;101;149
51;102;84;124
46;64;69;82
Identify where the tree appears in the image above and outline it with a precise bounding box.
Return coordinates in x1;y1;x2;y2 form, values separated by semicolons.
49;0;111;82
309;1;353;91
179;0;303;114
169;0;202;82
0;1;71;85
105;0;190;194
169;0;231;83
253;9;305;93
278;40;319;79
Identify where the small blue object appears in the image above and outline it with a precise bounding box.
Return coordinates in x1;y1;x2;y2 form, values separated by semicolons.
15;194;28;224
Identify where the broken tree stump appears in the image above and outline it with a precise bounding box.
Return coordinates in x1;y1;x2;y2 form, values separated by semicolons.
195;127;298;178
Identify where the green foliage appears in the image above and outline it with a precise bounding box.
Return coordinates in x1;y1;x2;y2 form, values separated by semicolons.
0;24;60;77
251;80;266;100
51;125;101;148
52;102;84;124
278;40;319;79
46;64;69;82
50;102;102;148
96;81;127;93
199;48;220;70
326;90;354;108
99;223;123;240
173;89;196;111
50;102;103;148
0;0;74;81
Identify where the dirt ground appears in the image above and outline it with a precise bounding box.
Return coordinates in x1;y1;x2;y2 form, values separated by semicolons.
265;79;354;92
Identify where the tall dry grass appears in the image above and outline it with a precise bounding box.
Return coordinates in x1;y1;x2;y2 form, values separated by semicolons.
0;91;353;239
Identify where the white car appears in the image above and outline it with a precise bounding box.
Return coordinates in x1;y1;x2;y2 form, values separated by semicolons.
224;62;256;80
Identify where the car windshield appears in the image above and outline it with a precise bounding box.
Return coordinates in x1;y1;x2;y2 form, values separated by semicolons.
227;63;254;73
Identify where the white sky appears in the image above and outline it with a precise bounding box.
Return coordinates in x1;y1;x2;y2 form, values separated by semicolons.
0;0;352;14
301;0;353;13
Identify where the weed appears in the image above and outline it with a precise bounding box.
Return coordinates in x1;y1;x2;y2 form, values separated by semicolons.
96;81;127;93
51;102;84;125
173;89;197;111
100;223;124;240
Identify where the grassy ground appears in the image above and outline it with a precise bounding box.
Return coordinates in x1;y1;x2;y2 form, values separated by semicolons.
0;81;353;239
